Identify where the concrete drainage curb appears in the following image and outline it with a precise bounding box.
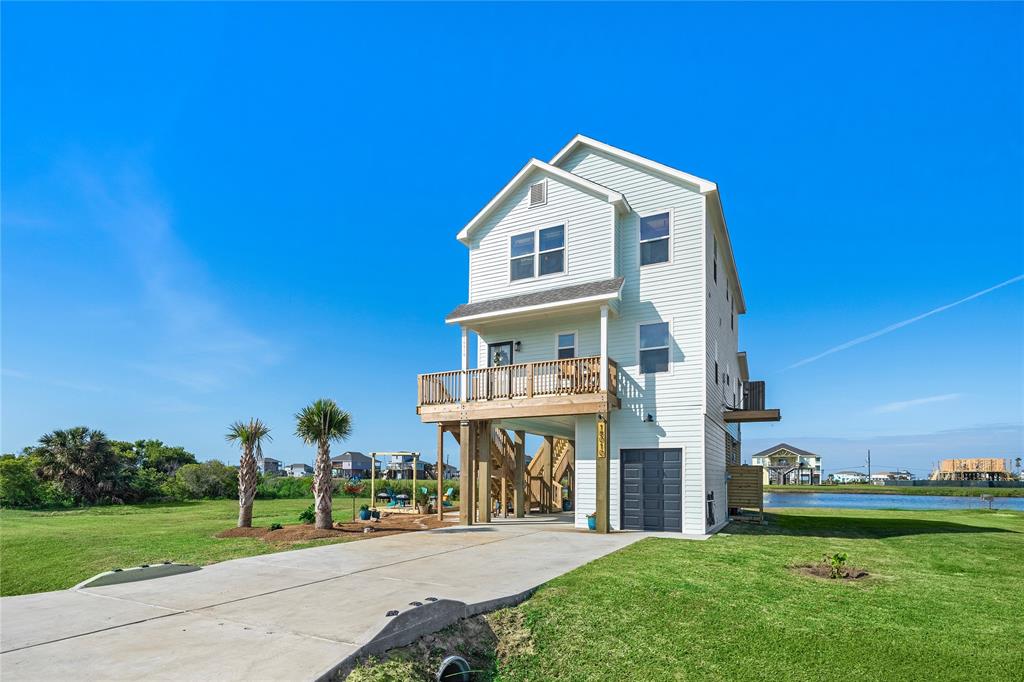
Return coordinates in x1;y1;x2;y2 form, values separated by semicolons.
74;563;201;589
315;587;538;682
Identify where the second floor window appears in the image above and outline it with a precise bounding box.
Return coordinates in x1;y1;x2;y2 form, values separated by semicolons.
557;332;576;359
639;322;670;374
510;225;565;281
640;212;670;265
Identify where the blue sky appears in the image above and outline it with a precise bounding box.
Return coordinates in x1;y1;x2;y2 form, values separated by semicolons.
2;2;1022;477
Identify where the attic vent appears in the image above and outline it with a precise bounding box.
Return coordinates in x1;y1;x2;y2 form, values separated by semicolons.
529;181;547;207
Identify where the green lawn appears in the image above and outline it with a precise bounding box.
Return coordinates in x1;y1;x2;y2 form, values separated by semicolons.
0;496;372;596
766;484;1024;497
493;508;1024;681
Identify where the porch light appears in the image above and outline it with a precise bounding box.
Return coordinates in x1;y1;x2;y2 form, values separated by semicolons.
645;414;654;423
514;341;522;351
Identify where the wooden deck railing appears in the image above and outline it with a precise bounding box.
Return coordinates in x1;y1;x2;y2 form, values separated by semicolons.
417;356;617;406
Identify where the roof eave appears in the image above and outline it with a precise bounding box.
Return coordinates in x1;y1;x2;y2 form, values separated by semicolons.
457;158;627;245
446;290;621;326
550;134;718;194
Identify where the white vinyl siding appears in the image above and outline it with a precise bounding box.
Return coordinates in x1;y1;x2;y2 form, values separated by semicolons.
559;147;709;534
476;313;598;367
460;143;745;535
468;170;614;302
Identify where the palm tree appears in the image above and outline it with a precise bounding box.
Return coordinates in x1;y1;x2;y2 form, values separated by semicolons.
226;419;272;528
36;427;119;504
295;399;352;529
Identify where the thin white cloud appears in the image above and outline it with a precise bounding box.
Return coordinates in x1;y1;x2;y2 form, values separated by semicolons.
871;393;962;414
2;368;105;393
69;160;280;391
785;274;1024;370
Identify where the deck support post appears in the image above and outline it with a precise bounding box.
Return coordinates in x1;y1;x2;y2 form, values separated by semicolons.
600;304;609;391
437;424;445;520
459;421;474;525
477;420;492;523
514;430;526;518
412;453;418;510
596;412;610;533
543;435;554;513
460;327;468;401
370;453;376;510
500;473;507;518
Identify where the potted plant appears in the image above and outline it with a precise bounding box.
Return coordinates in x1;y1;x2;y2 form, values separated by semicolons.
358;504;371;521
586;512;597;531
343;480;367;521
415;488;431;515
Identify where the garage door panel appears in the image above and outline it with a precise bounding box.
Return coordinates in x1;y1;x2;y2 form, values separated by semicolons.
620;448;683;532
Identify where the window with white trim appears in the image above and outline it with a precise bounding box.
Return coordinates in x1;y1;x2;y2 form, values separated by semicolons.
640;212;670;265
509;225;565;281
639;322;670;374
556;332;576;359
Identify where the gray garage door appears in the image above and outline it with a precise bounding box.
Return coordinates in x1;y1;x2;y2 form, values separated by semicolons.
621;449;682;532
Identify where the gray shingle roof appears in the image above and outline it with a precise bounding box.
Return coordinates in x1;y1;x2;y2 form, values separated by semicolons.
446;277;624;322
750;442;820;459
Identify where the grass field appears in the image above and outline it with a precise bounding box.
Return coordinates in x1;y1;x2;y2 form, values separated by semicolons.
487;508;1023;681
0;496;372;596
765;484;1024;497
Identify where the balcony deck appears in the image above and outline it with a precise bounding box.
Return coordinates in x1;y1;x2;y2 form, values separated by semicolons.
417;356;619;422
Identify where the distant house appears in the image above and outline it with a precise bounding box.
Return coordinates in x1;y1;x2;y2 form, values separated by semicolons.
331;451;373;478
929;458;1012;482
751;443;822;485
830;470;868;484
382;453;426;480
257;456;281;475
870;470;914;484
284;463;313;478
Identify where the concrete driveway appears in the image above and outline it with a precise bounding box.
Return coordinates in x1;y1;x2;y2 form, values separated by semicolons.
0;514;664;681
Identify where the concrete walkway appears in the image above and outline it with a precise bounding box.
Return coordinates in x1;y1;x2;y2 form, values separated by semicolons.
0;514;679;681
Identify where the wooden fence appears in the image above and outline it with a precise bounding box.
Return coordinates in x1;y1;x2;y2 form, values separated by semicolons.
727;464;764;522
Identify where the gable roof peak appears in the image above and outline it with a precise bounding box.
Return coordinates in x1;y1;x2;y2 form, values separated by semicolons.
457;157;630;244
550;134;718;194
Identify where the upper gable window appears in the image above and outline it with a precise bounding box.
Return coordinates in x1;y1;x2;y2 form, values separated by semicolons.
529;180;547;207
640;212;670;266
510;225;565;281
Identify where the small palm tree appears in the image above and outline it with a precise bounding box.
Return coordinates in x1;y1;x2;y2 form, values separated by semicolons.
295;399;352;529
226;419;272;528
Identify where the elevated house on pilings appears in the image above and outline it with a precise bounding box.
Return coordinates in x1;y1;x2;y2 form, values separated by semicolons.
417;135;780;534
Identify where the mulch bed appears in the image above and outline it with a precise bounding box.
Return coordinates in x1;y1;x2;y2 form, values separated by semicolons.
216;513;450;544
791;563;870;581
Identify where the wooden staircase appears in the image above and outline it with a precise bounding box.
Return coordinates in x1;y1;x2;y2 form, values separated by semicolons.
527;437;574;512
444;424;575;517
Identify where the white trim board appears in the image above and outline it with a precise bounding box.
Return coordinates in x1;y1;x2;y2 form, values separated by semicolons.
457;158;631;244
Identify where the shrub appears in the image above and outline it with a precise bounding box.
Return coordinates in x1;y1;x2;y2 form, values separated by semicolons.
0;456;41;507
269;523;283;531
298;504;315;524
256;475;313;499
174;460;237;499
123;467;170;503
825;552;849;579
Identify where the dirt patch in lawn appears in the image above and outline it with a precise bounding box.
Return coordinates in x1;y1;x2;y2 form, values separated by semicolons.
217;513;449;544
340;608;534;681
791;563;870;581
